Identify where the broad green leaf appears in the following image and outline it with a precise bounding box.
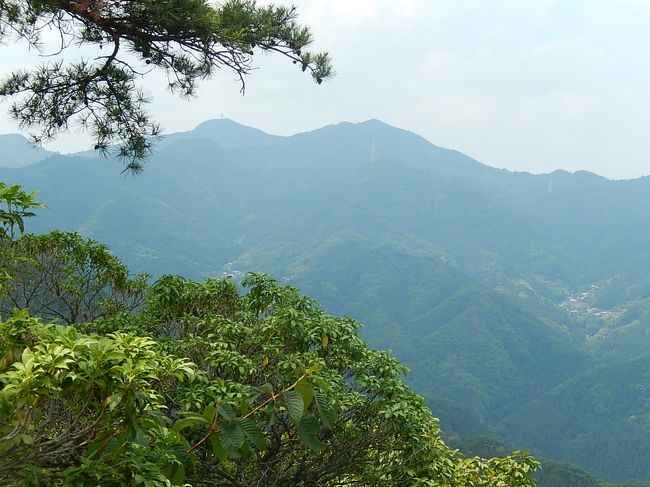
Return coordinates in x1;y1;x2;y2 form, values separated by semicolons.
307;364;323;374
220;423;244;455
170;463;185;485
172;416;209;433
315;392;336;429
19;434;34;445
297;414;325;452
296;380;314;410
103;432;128;458
283;390;304;423
203;405;217;423
216;403;236;422
237;417;266;450
208;433;228;462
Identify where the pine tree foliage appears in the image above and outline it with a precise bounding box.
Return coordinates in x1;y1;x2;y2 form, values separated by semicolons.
0;0;333;172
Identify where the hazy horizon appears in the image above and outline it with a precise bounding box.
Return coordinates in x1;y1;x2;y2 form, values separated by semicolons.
2;0;650;179
2;116;646;182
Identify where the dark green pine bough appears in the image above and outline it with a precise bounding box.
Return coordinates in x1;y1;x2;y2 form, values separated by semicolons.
0;0;333;173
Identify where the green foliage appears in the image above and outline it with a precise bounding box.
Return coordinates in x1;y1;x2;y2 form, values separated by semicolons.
0;249;540;485
534;460;600;487
505;355;650;482
1;231;149;323
0;182;44;294
0;0;333;172
447;435;513;460
0;309;196;486
448;436;602;487
452;453;539;487
0;181;44;240
140;272;465;485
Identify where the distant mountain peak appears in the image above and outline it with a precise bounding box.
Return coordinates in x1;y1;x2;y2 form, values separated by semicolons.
193;118;264;132
157;118;282;151
190;118;282;149
547;169;608;182
0;133;55;168
356;118;394;128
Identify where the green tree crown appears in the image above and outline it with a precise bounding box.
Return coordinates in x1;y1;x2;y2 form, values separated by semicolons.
0;0;333;172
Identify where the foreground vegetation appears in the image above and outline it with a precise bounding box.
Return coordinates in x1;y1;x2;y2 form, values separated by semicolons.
0;183;539;485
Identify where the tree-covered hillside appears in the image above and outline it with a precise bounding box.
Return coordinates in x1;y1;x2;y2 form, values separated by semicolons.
506;356;650;481
0;185;540;485
3;118;650;482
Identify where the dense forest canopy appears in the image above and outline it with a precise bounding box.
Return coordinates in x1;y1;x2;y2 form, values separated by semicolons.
0;184;540;485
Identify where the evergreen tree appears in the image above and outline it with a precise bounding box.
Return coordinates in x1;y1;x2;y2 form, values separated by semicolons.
0;0;332;172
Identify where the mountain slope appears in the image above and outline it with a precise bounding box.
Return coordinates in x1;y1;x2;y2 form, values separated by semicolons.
505;355;650;481
0;120;589;426
3;118;650;481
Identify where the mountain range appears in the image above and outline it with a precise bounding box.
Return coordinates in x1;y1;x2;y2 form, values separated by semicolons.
2;119;650;483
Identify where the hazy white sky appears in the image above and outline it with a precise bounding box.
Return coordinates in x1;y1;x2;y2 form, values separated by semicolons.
2;0;650;178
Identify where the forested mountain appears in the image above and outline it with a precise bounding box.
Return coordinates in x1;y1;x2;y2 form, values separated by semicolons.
2;118;650;482
507;356;650;481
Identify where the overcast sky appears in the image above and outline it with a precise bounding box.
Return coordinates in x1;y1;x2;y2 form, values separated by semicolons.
1;0;650;179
